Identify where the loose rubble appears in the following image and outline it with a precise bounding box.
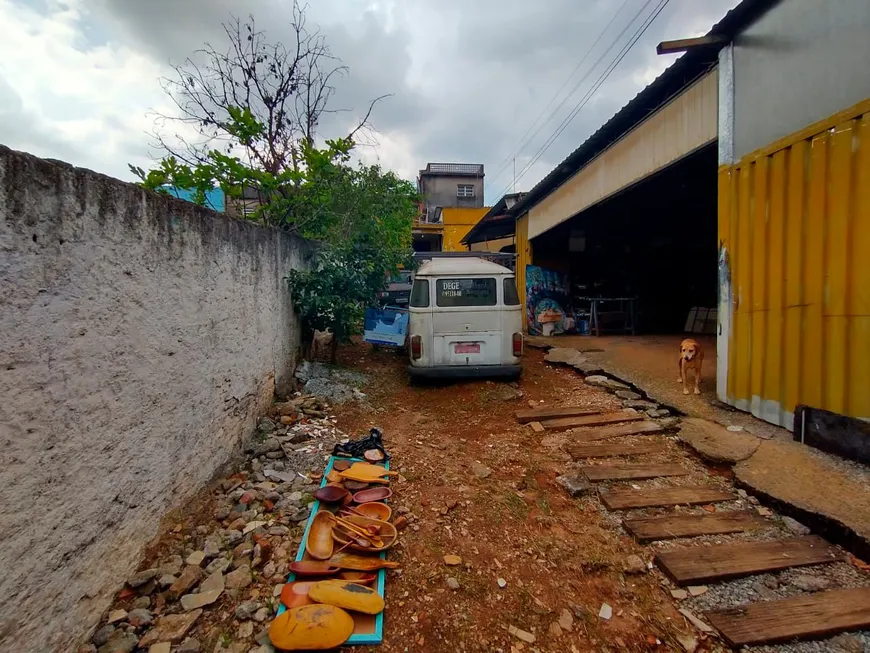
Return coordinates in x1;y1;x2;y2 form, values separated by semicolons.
89;392;355;652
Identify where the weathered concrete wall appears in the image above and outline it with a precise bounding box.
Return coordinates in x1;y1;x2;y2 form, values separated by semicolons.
0;145;309;651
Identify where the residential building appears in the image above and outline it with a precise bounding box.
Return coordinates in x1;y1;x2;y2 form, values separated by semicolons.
414;163;487;252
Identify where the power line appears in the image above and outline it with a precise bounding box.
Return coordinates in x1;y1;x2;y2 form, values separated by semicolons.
493;0;672;202
487;0;638;190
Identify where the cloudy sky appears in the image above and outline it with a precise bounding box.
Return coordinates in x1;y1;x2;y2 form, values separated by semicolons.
0;0;739;203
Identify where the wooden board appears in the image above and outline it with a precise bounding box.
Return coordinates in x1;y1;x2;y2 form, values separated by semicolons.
655;536;842;586
580;463;688;482
600;486;734;510
568;442;668;459
572;420;665;443
515;406;601;424
623;511;766;543
706;587;870;647
540;411;644;432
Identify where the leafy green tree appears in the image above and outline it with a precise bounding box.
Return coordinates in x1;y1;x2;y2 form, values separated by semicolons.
129;6;419;359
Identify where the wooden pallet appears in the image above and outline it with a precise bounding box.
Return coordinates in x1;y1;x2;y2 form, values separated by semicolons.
623;511;766;543
539;411;644;432
571;420;665;443
655;535;843;585
706;587;870;647
600;486;733;510
568;442;668;459
580;463;688;482
515;406;601;424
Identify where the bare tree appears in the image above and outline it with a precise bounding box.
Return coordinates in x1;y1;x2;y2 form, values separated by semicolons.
150;1;386;175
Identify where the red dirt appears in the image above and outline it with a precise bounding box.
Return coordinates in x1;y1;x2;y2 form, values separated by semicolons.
332;342;692;652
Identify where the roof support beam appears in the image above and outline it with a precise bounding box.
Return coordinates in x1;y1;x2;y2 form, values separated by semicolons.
656;35;727;55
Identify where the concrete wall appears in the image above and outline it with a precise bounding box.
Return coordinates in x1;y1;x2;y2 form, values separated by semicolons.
0;145;310;651
733;0;870;158
420;174;484;210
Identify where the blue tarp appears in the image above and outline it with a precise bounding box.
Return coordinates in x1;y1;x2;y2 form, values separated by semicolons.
363;307;409;346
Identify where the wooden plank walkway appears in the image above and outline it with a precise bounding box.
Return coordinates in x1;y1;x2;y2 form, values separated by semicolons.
655;535;843;586
622;511;766;543
600;486;734;510
706;587;870;647
539;411;643;432
567;441;668;459
515;406;601;424
571;420;664;443
580;463;688;482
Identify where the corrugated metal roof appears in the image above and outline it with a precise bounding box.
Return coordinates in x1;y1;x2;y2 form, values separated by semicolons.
507;0;783;221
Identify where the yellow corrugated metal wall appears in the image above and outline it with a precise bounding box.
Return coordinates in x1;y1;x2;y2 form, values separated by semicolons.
719;98;870;427
515;213;531;330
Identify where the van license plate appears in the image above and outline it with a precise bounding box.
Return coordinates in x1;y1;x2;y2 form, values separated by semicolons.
455;343;480;354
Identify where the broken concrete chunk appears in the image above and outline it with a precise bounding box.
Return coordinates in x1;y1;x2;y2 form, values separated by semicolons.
623;555;646;574
180;589;222;611
508;625;536;644
598;603;613;620
555;474;593;498
678;417;760;464
678;608;713;633
615;390;641;401
443;555;462;566
138;610;202;647
584;375;629;391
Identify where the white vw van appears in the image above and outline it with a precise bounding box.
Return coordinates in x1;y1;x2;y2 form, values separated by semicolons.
407;257;523;379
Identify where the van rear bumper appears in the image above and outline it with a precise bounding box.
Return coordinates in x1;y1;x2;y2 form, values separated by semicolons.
407;364;522;380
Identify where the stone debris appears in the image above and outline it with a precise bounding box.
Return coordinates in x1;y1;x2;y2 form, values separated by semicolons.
446;577;460;590
508;625;536;644
790;574;832;592
687;585;708;597
782;516;811;535
106;609;128;624
615;390;641;401
557;608;573;632
138;610;202;647
678;608;713;633
444;555;462;566
555;474;593;497
472;463;493;480
676;633;699;653
670;589;689;600
497;578;508;589
584;375;630;391
598;603;613;620
623;554;646;574
90;399;358;652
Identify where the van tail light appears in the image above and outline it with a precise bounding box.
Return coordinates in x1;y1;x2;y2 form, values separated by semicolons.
512;332;523;357
410;335;423;360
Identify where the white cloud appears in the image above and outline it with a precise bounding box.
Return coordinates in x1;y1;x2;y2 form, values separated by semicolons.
0;0;741;193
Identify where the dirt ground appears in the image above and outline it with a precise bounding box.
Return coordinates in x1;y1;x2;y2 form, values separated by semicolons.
332;342;704;653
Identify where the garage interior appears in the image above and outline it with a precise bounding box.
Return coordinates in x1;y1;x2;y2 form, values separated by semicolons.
530;143;718;335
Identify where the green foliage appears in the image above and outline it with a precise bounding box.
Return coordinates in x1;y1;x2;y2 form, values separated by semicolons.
130;11;419;352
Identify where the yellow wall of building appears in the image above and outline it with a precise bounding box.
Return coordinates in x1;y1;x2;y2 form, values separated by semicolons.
515;214;531;330
440;207;489;252
718;98;870;428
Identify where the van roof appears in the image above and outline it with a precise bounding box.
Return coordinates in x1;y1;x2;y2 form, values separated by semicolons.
415;257;514;277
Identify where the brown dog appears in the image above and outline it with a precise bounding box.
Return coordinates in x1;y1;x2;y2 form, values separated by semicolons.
678;338;704;395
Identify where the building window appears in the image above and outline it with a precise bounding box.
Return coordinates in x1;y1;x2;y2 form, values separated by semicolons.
457;184;475;198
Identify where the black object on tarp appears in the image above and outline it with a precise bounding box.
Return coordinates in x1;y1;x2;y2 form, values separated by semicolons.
332;427;390;461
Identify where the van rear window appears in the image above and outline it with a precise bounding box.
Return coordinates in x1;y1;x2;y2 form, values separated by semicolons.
436;278;497;307
410;279;429;307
